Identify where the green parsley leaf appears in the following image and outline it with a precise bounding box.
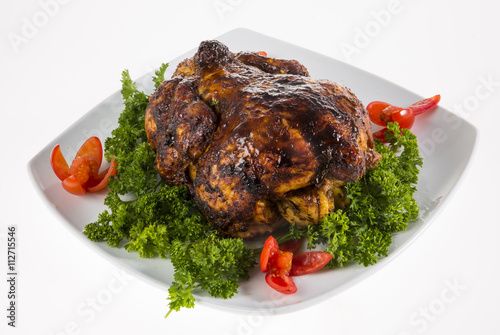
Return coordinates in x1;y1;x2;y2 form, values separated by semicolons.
166;233;255;316
153;63;169;89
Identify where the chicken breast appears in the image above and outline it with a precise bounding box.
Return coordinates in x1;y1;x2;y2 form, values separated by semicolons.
145;40;380;238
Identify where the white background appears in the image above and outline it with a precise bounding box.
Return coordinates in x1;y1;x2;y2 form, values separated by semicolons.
2;0;499;334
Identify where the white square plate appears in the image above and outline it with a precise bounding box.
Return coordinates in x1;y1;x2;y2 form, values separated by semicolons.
27;28;477;315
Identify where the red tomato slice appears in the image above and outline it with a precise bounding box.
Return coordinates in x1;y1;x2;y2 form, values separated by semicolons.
367;101;393;126
279;239;302;255
391;108;415;129
265;272;297;294
87;157;117;192
260;236;279;272
289;251;333;276
62;175;87;196
372;128;388;143
257;51;267;56
50;145;70;181
69;156;100;187
74;136;103;167
268;250;293;278
69;156;91;186
409;94;441;115
379;105;402;125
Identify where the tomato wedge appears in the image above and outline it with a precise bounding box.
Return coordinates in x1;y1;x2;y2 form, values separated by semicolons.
366;101;392;127
62;174;87;196
75;136;103;165
50;145;71;181
409;94;441;115
372;128;389;143
265;272;297;294
87;157;117;192
268;250;293;278
379;105;415;129
257;51;267;56
289;251;333;276
391;108;415;129
260;236;279;272
69;156;100;187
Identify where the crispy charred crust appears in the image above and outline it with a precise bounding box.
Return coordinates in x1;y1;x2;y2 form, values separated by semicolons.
194;40;231;68
146;76;217;186
145;40;380;238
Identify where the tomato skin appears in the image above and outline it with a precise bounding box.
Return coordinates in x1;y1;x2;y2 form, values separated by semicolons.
289;251;333;276
75;136;103;165
50;145;70;181
279;238;302;255
369;103;414;129
260;236;279;272
62;174;87;196
367;101;392;127
69;156;91;186
265;272;297;294
379;105;400;125
87;157;117;192
409;94;440;115
391;108;415;129
69;156;100;187
373;128;388;143
372;110;413;143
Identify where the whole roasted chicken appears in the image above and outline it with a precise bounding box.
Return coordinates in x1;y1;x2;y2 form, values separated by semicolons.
145;40;381;238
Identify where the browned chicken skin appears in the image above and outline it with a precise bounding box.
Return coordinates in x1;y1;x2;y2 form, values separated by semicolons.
145;40;381;238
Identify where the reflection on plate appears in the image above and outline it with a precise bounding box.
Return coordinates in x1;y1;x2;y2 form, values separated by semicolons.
27;28;477;315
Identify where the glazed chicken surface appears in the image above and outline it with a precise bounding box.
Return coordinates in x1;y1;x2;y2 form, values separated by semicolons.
145;40;381;238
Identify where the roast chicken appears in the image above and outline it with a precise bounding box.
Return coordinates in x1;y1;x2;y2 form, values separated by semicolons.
145;40;381;238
